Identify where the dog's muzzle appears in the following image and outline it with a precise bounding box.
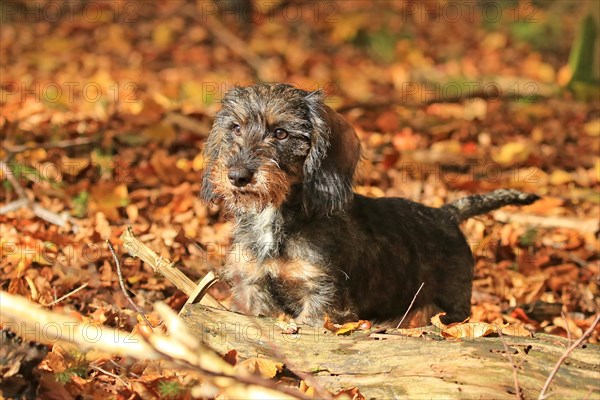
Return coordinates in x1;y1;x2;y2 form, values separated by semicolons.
228;167;255;187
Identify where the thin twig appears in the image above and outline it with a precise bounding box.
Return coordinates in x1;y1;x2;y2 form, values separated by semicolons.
538;313;600;400
396;282;425;329
43;283;89;307
202;15;264;73
150;302;310;400
561;310;573;345
106;239;153;331
185;271;218;306
0;161;76;229
268;344;333;400
31;202;68;227
0;160;29;199
2;135;99;154
0;198;29;214
119;226;224;309
89;363;129;387
492;211;599;233
0;291;305;400
337;80;557;113
164;112;208;137
498;329;524;400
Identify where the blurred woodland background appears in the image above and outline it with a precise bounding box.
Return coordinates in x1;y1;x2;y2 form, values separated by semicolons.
0;0;599;398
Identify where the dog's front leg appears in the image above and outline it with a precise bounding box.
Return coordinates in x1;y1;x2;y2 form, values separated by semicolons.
294;281;339;326
230;279;279;317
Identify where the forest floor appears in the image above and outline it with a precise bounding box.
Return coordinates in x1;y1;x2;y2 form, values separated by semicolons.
1;1;598;398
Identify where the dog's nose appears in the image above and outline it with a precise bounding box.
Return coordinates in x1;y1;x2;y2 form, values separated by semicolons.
228;167;254;187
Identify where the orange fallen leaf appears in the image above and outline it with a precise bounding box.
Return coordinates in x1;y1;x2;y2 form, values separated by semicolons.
441;322;495;340
323;315;337;333
431;313;447;329
335;320;371;335
89;182;129;222
511;307;536;324
492;141;532;167
549;170;574;186
584;119;600;137
333;386;366;400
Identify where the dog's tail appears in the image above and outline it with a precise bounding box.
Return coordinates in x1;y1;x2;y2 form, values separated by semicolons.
443;189;540;223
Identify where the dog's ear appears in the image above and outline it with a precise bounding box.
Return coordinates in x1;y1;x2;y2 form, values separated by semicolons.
200;119;224;202
303;91;361;215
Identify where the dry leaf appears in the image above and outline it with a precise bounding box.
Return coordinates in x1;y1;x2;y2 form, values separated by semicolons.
275;320;299;334
60;156;89;176
441;322;496;340
89;182;129;222
396;328;426;338
234;358;283;379
324;315;337;333
222;349;238;366
549;170;574;185
335;320;370;335
584;119;600;137
501;324;532;338
492;142;532;167
431;313;447;329
142;123;176;146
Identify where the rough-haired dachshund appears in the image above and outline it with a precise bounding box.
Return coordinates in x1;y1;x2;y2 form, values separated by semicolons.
201;83;539;326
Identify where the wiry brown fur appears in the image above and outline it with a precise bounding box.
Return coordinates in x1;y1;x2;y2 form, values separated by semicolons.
201;83;539;326
208;158;292;212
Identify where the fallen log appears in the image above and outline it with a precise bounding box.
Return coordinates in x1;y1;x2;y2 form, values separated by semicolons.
181;303;600;399
120;227;599;399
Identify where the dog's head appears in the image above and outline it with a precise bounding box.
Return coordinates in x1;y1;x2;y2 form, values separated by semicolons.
201;83;360;215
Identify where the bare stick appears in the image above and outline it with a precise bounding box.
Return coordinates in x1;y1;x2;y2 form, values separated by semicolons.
0;291;305;400
0;198;29;214
337;79;557;112
0;161;75;229
183;271;219;311
43;283;89;307
498;330;524;400
493;211;599;233
2;135;98;154
119;226;224;310
89;364;129;387
538;313;600;400
164;112;208;137
396;282;425;329
561;310;573;345
202;15;264;73
31;202;68;227
106;239;153;331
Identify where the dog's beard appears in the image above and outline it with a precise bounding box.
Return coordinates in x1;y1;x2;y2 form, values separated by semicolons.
209;159;293;213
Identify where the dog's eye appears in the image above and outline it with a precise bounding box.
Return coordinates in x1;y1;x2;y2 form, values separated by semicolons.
233;124;242;136
274;128;288;140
